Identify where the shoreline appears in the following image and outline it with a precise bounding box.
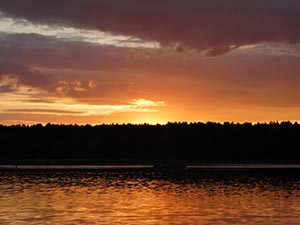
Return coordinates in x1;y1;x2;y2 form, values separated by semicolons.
1;163;300;170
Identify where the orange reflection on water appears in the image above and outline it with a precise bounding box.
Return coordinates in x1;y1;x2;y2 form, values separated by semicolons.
0;171;300;224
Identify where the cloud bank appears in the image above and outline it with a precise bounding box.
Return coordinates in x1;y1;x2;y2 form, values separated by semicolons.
1;0;300;55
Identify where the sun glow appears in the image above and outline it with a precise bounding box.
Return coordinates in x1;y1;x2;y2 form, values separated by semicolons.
131;99;165;107
0;85;168;124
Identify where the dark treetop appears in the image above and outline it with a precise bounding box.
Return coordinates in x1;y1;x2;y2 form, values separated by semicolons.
0;122;300;164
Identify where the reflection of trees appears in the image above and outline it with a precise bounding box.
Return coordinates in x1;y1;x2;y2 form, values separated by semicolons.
0;121;299;162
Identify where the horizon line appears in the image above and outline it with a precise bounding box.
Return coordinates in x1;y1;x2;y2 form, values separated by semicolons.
1;120;299;127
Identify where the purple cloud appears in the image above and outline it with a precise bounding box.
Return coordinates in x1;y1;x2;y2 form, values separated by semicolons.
0;61;56;90
0;0;300;55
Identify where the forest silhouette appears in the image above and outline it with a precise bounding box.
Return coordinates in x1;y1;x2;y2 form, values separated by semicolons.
0;121;300;164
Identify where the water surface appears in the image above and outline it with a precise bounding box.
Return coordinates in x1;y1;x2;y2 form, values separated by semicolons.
0;170;300;224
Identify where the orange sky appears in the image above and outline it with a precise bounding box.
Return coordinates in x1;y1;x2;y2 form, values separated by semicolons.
1;1;300;124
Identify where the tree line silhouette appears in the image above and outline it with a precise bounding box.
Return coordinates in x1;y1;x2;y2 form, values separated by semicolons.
0;121;300;163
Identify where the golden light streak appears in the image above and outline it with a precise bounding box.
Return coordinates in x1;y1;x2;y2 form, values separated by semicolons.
0;82;166;119
131;99;165;107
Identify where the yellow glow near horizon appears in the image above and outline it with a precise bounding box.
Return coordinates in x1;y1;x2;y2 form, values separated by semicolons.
0;82;167;124
131;99;166;107
131;116;169;125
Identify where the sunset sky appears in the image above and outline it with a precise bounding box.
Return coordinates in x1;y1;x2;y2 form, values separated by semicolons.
1;1;300;124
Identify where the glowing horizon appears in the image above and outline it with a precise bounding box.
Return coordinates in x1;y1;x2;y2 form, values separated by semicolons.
1;1;300;125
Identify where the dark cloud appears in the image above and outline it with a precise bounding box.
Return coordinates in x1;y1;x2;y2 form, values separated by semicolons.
0;60;138;102
0;32;199;75
0;61;56;90
0;32;159;70
1;0;300;55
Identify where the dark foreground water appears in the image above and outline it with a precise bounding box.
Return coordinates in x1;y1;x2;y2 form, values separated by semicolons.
0;169;300;225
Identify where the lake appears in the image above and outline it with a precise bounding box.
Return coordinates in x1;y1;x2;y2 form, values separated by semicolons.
0;169;300;224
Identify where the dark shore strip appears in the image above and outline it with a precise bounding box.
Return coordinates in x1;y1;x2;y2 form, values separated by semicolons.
0;165;154;170
187;164;300;169
1;164;300;170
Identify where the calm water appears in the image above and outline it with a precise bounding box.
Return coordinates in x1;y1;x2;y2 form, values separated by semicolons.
0;169;300;224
